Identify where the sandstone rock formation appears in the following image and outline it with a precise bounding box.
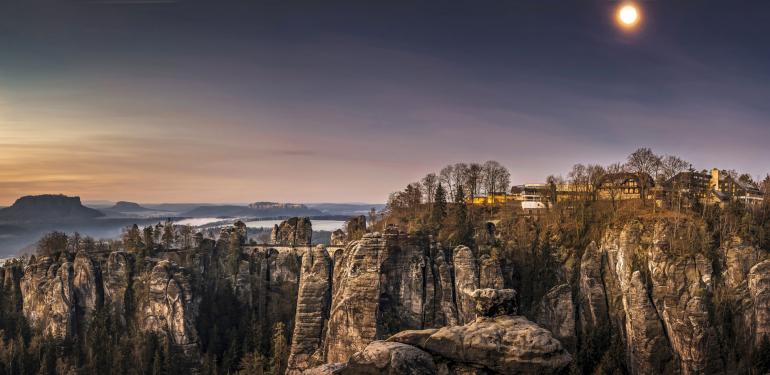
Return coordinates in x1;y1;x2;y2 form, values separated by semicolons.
387;315;572;374
433;252;459;327
749;259;770;345
646;226;721;375
720;238;767;359
104;251;133;321
586;220;751;374
330;229;347;246
266;249;301;333
378;230;435;334
479;254;504;289
271;217;313;246
20;257;76;339
137;260;199;352
288;245;333;374
578;241;607;335
6;217;770;374
73;251;101;320
324;234;384;363
343;341;437;375
535;283;575;351
453;246;479;325
345;215;367;241
302;363;346;375
470;288;516;318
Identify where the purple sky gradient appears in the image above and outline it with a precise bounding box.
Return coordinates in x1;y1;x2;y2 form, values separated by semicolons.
1;1;769;204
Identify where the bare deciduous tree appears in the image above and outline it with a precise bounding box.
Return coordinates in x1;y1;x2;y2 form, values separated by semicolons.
421;173;438;204
465;163;483;198
439;165;455;198
481;160;510;196
659;155;691;183
587;164;606;200
626;147;661;204
451;163;469;198
604;162;625;209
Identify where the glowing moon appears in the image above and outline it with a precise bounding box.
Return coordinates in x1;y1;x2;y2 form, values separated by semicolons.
617;4;640;28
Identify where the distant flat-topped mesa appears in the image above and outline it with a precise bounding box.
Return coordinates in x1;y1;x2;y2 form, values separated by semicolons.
249;201;308;210
0;194;104;221
109;201;152;212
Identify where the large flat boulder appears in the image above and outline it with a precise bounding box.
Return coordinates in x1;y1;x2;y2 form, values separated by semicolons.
389;315;571;375
342;341;437;375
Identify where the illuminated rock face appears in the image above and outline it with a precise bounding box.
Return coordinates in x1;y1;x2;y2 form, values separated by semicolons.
516;220;770;375
20;257;76;340
5;218;770;374
271;217;313;246
320;315;572;375
137;260;199;352
287;245;332;374
322;232;476;364
452;245;479;325
104;251;133;322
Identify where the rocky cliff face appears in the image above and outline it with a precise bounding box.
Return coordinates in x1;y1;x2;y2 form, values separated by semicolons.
73;251;102;321
564;220;770;375
453;245;479;325
330;229;346;246
136;260;199;352
5;217;770;375
15;252;201;357
20;257;76;339
287;245;332;374
314;286;570;375
104;251;133;323
294;227;579;374
272;217;313;246
323;233;385;363
749;260;770;345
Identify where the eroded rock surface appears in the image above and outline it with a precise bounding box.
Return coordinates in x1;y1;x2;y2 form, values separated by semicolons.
73;251;101;320
272;217;313;246
535;283;575;351
749;260;770;345
471;288;516;318
478;254;504;289
646;223;721;375
324;234;385;363
343;341;437;375
330;229;347;246
20;257;76;339
434;252;459;327
104;251;133;321
388;315;572;375
578;241;607;335
137;260;199;352
288;245;333;374
453;246;479;325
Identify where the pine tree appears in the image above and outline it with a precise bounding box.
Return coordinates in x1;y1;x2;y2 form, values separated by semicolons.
453;185;473;246
151;344;164;375
237;351;266;375
123;225;143;253
143;226;155;254
162;220;176;249
755;335;770;374
431;183;448;230
269;322;287;375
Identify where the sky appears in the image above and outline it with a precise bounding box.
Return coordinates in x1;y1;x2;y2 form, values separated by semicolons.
1;0;769;205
